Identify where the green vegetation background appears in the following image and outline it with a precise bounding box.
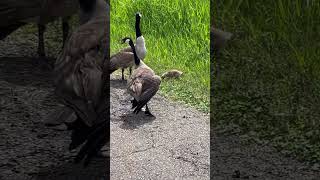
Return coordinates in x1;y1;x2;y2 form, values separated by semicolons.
110;0;210;112
212;0;320;164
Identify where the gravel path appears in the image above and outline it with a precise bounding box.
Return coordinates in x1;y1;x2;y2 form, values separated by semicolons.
110;77;210;179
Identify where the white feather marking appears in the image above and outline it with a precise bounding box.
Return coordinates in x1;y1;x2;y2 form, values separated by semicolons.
136;36;145;43
135;36;147;60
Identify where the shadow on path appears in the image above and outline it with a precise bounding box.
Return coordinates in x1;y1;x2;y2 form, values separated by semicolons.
118;112;156;130
110;78;127;90
30;157;109;180
0;57;55;88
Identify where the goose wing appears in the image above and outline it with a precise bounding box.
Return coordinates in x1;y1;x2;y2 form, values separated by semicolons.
54;12;108;127
120;46;132;53
127;67;154;98
57;52;106;164
54;54;101;127
133;75;161;112
80;50;103;108
109;51;134;73
127;77;143;99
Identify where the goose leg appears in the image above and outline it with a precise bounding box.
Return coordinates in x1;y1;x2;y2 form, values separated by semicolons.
37;24;46;58
62;17;70;48
129;67;132;76
37;24;52;69
145;104;154;117
131;98;138;109
121;68;125;80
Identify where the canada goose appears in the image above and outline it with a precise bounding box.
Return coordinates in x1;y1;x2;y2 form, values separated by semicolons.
211;27;233;54
112;12;147;80
161;69;183;79
123;37;160;116
0;0;78;59
54;0;109;166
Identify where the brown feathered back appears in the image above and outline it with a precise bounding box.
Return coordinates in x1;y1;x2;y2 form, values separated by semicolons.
127;62;160;102
109;51;134;73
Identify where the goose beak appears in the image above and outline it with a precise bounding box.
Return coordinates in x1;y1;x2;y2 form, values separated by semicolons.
121;37;131;44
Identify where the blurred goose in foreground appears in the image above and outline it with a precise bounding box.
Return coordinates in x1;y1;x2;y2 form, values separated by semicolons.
111;12;146;80
53;0;109;166
211;27;233;54
123;37;160;117
0;0;79;61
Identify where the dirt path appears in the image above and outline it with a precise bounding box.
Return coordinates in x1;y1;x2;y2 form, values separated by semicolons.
110;76;210;179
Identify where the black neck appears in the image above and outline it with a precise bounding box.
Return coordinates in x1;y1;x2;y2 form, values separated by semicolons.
129;40;140;65
79;0;97;13
135;18;142;38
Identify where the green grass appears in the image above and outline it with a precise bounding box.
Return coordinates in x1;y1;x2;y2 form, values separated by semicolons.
212;0;320;164
111;0;210;112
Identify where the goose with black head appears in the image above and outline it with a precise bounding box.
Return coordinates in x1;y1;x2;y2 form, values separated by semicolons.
123;37;160;117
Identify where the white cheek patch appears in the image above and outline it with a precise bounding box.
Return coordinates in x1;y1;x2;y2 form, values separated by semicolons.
125;39;130;44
